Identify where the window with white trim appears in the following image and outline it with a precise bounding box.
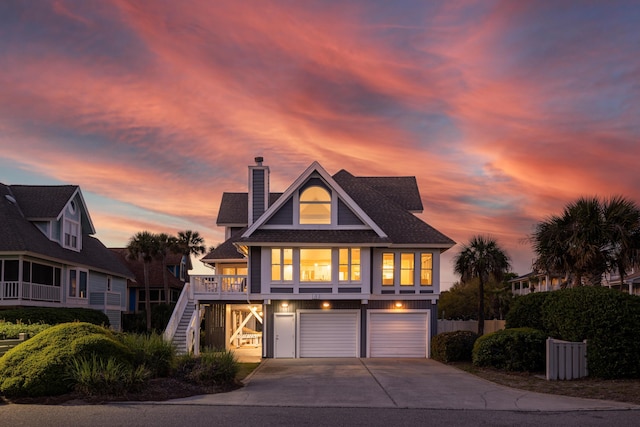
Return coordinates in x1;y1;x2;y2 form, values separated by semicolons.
382;253;394;285
63;219;80;250
339;248;360;282
400;253;414;286
300;248;331;282
69;268;88;298
420;253;433;286
299;186;331;224
271;248;293;281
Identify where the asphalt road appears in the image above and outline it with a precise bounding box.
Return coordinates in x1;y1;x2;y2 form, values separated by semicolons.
1;403;638;427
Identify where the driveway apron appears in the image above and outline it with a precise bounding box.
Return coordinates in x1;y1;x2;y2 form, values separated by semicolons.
166;358;640;411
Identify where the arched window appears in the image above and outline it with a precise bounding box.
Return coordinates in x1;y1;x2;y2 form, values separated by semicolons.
299;186;331;224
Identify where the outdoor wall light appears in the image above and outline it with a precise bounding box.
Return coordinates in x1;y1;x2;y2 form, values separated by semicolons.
281;302;289;308
322;302;330;308
395;302;403;308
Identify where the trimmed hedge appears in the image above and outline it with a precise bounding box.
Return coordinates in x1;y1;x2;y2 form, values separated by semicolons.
472;327;546;372
0;322;131;397
541;286;640;379
0;322;51;339
0;307;109;327
505;292;551;331
431;330;478;363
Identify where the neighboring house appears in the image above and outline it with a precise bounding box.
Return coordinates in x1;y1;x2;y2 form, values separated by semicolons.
509;272;565;296
603;267;640;296
0;184;133;330
512;269;640;296
110;248;189;313
166;158;455;358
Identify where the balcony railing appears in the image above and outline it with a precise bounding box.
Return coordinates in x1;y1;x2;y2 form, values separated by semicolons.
1;281;61;302
191;275;247;296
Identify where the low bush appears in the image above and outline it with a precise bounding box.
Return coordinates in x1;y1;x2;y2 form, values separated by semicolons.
0;307;109;327
0;322;130;397
431;330;478;363
0;321;51;339
118;332;175;378
174;349;239;387
542;286;640;379
472;328;546;372
505;292;552;331
67;354;150;396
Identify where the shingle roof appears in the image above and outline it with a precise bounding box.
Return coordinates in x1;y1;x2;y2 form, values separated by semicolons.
110;248;185;289
333;170;454;246
9;185;78;219
205;165;454;262
217;192;282;225
352;175;424;212
202;232;247;262
0;183;133;278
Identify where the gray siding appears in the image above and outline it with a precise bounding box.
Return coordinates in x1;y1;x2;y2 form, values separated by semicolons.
338;199;363;225
250;246;261;293
252;169;266;221
266;198;293;225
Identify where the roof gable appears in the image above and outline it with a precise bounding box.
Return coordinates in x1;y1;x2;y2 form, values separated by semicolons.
242;162;386;239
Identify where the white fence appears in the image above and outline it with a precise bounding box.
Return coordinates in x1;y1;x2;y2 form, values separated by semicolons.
546;338;588;380
437;319;505;335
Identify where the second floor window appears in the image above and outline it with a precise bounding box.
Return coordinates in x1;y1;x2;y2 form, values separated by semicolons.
271;248;293;281
64;219;80;250
421;253;433;286
382;253;394;285
400;253;414;286
300;248;331;282
299;186;331;224
339;248;361;282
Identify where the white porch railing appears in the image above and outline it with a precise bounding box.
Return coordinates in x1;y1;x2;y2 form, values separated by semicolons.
164;281;191;342
191;274;247;296
546;338;588;380
1;281;61;302
186;306;200;356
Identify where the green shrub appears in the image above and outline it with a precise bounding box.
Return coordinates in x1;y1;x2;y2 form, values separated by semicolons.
542;286;640;379
0;322;128;397
431;330;478;363
472;327;547;372
505;292;552;331
0;321;51;339
68;354;150;397
118;332;175;378
0;308;109;327
174;349;239;387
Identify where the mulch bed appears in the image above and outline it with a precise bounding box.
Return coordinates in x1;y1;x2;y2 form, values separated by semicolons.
1;378;242;406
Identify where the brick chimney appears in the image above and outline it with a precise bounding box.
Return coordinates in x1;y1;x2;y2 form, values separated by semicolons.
248;156;269;224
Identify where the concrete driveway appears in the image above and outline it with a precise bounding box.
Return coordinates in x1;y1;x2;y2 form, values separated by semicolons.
166;358;639;411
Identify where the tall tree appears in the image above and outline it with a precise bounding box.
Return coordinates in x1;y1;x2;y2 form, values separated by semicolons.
531;196;640;287
453;235;511;335
602;195;640;287
175;230;207;278
126;231;159;331
156;233;177;304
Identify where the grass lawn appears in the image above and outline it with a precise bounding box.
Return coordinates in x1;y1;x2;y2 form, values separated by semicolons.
237;362;261;381
453;362;640;405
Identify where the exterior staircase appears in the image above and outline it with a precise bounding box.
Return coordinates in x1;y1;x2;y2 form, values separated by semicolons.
171;300;195;355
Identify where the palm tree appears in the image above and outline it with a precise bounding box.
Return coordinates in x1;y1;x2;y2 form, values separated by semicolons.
156;233;177;304
531;196;640;288
603;195;640;287
175;230;207;278
126;231;159;331
453;235;511;335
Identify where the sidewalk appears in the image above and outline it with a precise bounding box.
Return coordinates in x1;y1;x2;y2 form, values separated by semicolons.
163;358;640;411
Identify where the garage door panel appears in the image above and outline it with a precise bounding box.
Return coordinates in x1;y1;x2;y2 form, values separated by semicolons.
299;312;358;357
369;312;428;358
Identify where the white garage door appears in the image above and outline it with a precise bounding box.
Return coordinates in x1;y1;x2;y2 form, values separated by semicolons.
369;312;428;357
299;311;359;357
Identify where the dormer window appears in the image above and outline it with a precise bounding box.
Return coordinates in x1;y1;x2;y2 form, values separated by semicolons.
64;219;80;250
299;186;331;224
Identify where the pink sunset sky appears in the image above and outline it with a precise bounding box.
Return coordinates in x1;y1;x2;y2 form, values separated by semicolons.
1;1;639;289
